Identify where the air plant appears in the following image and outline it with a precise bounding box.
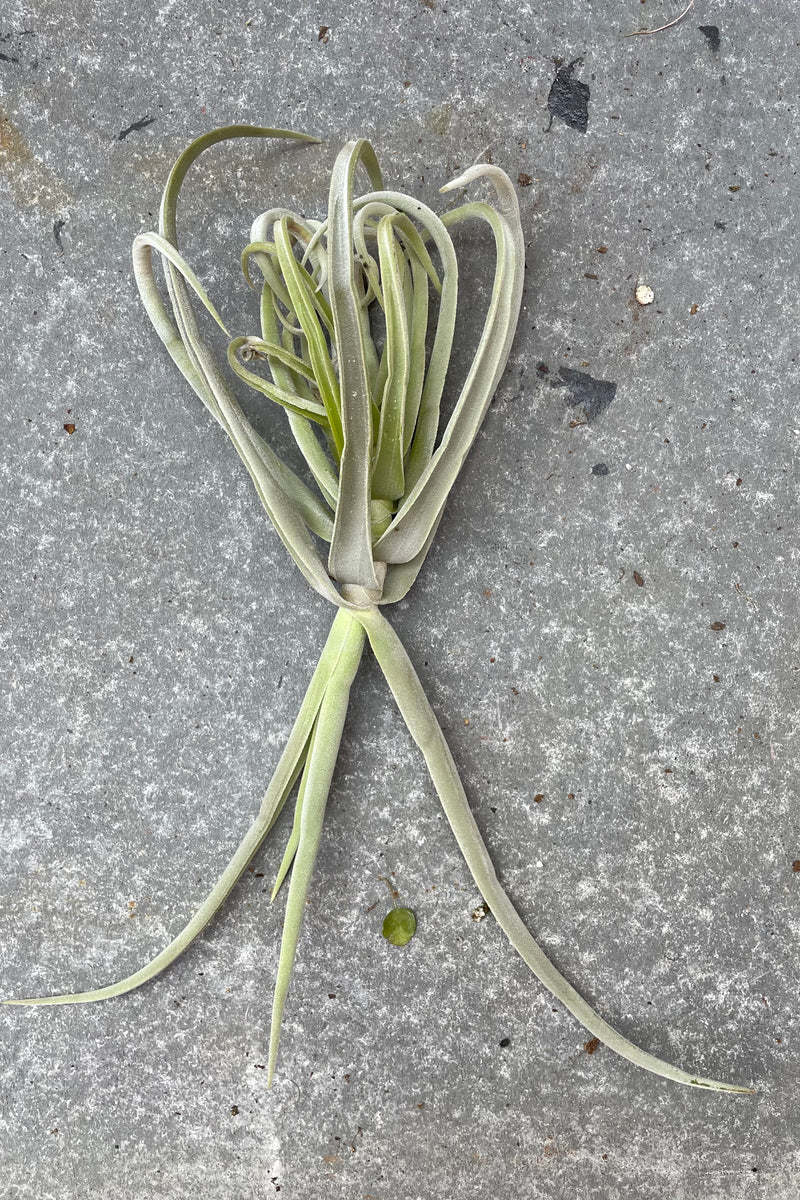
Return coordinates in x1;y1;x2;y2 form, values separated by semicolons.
6;126;753;1094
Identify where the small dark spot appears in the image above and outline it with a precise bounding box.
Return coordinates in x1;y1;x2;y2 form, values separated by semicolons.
584;272;598;280
536;361;549;375
552;367;617;422
0;52;21;64
690;303;699;315
698;24;721;51
318;25;330;41
591;462;609;476
633;571;645;587
328;993;336;999
597;245;608;254
533;793;544;803
517;172;532;187
499;1037;511;1048
63;423;76;434
230;1105;239;1116
736;477;742;486
792;860;800;873
729;184;740;193
713;675;720;683
546;58;590;133
714;220;727;230
584;1036;601;1055
117;115;156;141
709;621;726;631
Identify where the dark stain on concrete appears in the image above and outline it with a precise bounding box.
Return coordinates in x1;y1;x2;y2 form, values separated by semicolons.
117;115;156;141
0;105;69;210
699;25;721;52
546;59;590;133
552;367;616;422
53;217;66;250
0;29;36;68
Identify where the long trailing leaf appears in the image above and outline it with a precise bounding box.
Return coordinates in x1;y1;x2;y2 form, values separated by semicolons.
353;605;754;1094
5;611;356;1007
267;610;366;1086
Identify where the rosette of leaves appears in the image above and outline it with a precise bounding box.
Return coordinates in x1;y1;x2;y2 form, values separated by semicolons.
6;127;752;1094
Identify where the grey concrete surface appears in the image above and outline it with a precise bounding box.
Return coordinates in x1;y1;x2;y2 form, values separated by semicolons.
1;1;798;1196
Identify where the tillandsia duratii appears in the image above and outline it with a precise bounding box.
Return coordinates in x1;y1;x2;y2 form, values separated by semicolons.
6;126;754;1094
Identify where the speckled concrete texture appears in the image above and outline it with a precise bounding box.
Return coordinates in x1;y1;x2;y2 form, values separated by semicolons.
1;1;798;1196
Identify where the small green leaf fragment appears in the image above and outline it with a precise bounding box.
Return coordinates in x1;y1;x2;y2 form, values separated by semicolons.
382;907;416;946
